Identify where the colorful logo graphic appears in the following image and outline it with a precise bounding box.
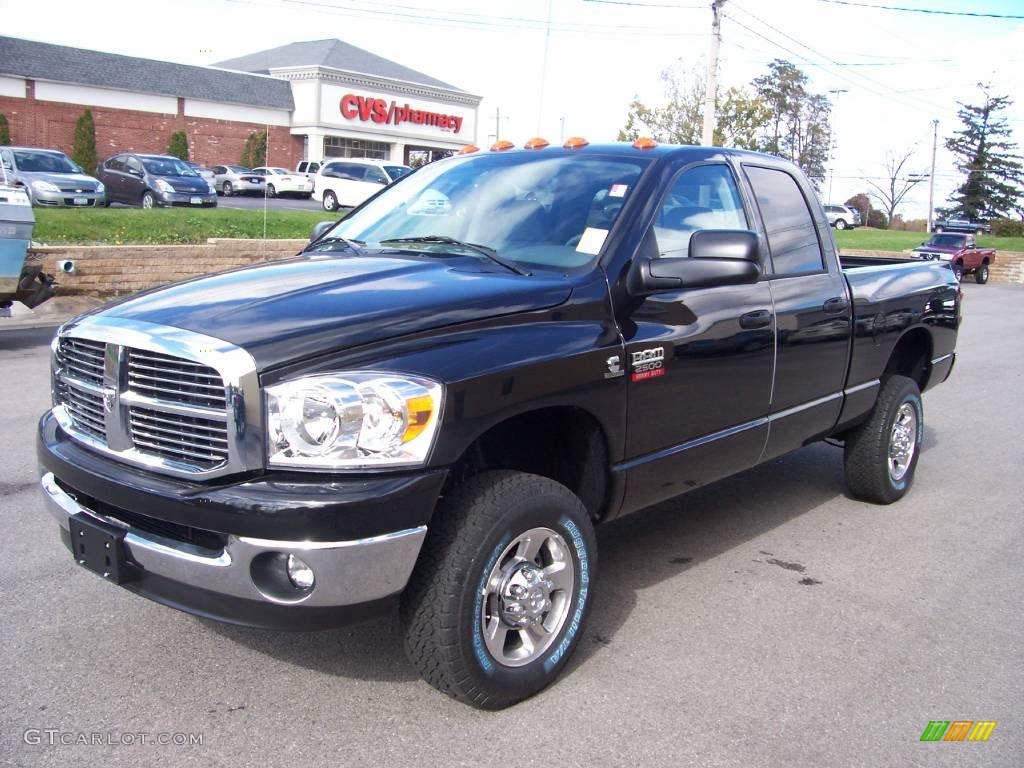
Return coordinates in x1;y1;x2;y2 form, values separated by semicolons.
920;721;997;742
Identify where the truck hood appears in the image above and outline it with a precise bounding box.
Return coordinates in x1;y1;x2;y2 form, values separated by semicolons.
98;253;573;369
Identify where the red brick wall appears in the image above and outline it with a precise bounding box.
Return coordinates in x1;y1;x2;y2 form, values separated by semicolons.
0;82;302;170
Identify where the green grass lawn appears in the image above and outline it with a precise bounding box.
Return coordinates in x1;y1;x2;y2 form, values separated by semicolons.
32;207;335;245
835;227;1024;253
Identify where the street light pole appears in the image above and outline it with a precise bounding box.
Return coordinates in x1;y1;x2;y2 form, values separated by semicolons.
701;0;726;147
927;119;938;232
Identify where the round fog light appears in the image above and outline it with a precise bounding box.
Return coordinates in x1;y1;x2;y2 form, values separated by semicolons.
286;554;315;590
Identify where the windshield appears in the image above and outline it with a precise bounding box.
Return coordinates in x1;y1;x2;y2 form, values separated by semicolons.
926;234;967;248
326;152;650;269
13;150;81;174
385;165;412;181
227;165;250;173
142;158;197;177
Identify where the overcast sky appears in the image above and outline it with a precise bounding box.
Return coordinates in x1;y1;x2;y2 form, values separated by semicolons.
2;0;1022;218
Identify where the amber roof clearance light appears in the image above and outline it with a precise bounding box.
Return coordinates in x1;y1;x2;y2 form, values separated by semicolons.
458;145;480;154
563;137;589;149
523;137;550;150
490;140;515;152
632;136;658;150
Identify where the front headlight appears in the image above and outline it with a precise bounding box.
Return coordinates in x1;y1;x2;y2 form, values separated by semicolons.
95;182;105;194
266;372;443;469
31;180;60;193
154;178;174;194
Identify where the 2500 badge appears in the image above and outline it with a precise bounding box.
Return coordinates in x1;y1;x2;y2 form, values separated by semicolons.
631;347;665;382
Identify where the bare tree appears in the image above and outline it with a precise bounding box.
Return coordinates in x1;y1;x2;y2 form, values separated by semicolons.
865;148;927;225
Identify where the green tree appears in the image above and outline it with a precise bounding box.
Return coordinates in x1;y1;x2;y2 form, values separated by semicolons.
166;130;189;161
0;113;10;146
945;85;1023;220
617;62;705;145
753;60;831;187
240;130;267;168
714;87;771;151
71;109;97;173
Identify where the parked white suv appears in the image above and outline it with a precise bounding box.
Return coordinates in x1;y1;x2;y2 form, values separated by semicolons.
313;158;412;211
824;204;861;230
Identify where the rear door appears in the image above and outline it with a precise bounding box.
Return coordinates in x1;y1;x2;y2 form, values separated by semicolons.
619;162;776;513
962;235;982;269
741;164;853;461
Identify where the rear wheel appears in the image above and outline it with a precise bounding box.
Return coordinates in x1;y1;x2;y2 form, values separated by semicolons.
401;471;597;709
322;190;338;212
844;375;923;504
835;218;848;230
934;226;944;233
974;264;989;284
222;181;233;197
266;184;277;198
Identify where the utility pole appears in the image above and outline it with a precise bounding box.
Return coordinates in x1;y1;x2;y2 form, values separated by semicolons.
701;0;726;147
827;88;848;203
927;119;938;232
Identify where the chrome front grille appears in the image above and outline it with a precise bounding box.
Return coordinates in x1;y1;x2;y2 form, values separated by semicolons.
58;337;105;386
128;406;229;465
127;350;227;409
51;319;260;479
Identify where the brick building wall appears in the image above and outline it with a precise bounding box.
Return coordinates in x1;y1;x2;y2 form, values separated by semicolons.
0;81;302;170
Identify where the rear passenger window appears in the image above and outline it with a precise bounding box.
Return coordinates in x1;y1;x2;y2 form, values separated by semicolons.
653;164;748;258
364;166;388;184
744;166;824;275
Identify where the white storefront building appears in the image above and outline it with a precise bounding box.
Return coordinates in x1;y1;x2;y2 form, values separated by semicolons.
216;39;482;166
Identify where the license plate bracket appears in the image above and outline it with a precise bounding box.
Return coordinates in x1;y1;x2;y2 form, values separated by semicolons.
190;196;202;205
68;514;137;584
73;197;88;205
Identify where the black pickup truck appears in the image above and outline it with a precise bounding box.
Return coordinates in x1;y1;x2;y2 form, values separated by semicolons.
38;141;960;709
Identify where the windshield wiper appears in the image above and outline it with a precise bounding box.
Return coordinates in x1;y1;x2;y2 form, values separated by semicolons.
307;236;368;256
380;235;530;276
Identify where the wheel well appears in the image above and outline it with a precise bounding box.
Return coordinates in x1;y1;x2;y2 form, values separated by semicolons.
446;407;610;520
883;327;932;390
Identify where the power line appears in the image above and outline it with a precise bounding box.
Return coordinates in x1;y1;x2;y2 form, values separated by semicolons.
728;3;952;115
815;0;1024;20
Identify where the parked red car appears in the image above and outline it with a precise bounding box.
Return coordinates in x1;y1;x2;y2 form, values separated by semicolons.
911;233;995;284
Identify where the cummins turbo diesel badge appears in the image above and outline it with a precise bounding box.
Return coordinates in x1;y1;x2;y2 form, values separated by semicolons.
631;347;665;381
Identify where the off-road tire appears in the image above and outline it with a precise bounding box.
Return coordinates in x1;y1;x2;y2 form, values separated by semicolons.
400;471;597;710
975;264;989;284
844;375;923;504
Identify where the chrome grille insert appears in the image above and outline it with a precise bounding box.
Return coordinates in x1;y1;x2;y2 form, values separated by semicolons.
51;318;260;480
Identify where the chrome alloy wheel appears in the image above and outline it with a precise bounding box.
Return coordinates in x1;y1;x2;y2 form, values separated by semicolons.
888;402;918;481
480;527;575;668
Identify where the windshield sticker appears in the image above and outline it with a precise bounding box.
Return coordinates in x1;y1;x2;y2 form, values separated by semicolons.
609;184;629;198
576;227;609;255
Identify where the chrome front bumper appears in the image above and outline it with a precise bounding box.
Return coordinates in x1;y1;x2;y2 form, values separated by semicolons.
40;472;426;609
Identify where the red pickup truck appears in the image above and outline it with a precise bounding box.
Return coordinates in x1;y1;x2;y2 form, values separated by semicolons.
912;233;995;284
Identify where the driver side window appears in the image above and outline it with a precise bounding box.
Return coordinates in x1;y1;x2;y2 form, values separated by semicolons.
653;165;748;258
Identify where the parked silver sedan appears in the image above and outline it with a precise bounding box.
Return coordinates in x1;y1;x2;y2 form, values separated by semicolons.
210;165;265;197
0;146;105;207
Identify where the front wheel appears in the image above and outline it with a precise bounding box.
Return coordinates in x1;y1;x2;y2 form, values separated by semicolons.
140;191;155;209
975;264;989;284
401;471;597;709
322;190;338;212
952;263;963;281
844;375;924;504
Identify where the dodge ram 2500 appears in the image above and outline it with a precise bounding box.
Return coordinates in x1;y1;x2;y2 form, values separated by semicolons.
38;140;960;709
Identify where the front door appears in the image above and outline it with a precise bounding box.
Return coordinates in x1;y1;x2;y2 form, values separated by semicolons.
618;163;776;514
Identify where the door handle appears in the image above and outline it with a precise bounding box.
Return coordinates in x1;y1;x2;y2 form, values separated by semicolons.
823;296;849;314
739;309;772;330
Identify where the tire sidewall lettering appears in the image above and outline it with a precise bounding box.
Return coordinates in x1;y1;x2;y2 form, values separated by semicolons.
472;534;511;675
543;516;590;672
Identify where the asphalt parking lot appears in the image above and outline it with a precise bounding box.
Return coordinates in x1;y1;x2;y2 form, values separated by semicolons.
1;283;1021;767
